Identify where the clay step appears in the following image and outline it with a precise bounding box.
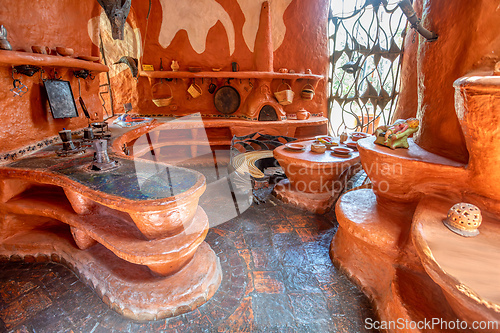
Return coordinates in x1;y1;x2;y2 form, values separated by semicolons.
335;188;416;257
0;227;221;321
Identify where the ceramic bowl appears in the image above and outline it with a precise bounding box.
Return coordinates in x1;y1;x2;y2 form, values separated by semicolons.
332;147;353;155
345;141;358;150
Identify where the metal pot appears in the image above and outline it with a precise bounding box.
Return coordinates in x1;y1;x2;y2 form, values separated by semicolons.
214;85;240;114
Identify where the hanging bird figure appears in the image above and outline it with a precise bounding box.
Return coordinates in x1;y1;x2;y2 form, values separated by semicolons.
340;56;362;75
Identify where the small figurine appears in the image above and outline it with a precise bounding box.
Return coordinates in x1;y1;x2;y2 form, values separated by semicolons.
0;25;12;50
171;60;179;72
373;118;419;149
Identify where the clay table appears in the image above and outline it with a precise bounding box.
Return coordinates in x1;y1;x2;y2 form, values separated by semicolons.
273;139;361;213
0;143;222;321
412;196;500;331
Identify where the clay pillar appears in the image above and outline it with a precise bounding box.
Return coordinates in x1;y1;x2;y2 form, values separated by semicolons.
455;76;500;201
254;1;273;72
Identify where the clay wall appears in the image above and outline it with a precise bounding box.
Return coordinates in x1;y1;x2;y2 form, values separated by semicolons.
101;0;330;118
0;0;329;155
0;0;102;154
394;0;500;163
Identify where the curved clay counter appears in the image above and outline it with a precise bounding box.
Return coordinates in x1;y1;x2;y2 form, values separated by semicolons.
0;135;222;320
412;196;500;331
331;72;500;332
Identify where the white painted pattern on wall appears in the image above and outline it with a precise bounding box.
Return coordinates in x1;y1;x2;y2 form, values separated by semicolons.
158;0;235;55
236;0;293;52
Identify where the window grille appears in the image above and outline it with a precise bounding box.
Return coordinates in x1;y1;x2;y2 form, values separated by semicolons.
328;0;407;135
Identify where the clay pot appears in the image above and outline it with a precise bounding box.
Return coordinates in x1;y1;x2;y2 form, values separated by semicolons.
296;109;311;120
171;60;179;71
278;68;288;73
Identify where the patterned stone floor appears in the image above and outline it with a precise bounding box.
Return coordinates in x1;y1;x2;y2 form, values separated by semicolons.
0;196;378;333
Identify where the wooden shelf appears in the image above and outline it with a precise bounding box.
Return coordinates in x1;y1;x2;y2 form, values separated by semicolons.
139;70;324;81
0;49;109;72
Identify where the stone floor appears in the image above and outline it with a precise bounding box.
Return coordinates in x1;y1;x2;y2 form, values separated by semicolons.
0;196;378;333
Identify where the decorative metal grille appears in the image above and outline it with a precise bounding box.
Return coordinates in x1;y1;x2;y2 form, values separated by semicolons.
328;0;407;135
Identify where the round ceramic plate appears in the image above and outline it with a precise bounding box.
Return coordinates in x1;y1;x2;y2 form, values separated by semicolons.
345;141;358;149
285;143;305;151
332;147;353;155
331;152;350;158
350;132;369;141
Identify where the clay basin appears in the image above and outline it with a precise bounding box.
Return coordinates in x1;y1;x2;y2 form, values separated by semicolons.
274;139;360;193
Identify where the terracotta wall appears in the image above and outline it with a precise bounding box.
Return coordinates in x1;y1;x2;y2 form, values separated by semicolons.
0;0;103;154
394;0;500;163
103;0;329;117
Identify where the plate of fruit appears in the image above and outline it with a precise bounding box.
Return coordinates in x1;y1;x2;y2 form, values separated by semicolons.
314;136;338;148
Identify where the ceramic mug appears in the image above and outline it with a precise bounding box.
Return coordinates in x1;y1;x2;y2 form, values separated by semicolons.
187;83;202;98
296;109;311;120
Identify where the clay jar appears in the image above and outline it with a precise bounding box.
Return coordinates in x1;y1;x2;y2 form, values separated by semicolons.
296;108;311;120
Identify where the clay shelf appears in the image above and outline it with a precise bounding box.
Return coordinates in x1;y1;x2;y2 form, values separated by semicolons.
2;188;208;265
0;50;108;72
139;70;324;81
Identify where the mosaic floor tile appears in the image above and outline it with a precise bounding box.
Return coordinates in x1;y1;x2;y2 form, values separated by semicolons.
0;199;378;332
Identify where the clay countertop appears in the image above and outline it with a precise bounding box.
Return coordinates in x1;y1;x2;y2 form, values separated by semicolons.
357;137;465;167
273;139;360;168
412;196;500;311
0;142;205;212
